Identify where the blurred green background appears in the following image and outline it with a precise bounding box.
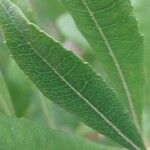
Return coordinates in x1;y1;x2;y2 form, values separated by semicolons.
0;0;149;148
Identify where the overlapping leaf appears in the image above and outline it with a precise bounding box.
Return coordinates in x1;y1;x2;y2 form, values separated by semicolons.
0;0;145;149
61;0;145;131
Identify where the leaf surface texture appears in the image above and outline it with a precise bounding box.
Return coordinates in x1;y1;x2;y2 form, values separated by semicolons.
61;0;145;130
0;0;145;149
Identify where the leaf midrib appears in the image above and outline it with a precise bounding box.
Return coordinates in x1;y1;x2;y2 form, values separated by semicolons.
31;41;140;150
80;0;140;132
1;1;141;149
22;35;141;150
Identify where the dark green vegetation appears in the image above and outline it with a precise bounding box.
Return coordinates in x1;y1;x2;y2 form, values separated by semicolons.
0;0;149;150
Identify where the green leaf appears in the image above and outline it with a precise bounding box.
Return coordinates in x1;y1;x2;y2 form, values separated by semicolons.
61;0;145;130
0;72;15;115
0;113;117;150
0;0;145;149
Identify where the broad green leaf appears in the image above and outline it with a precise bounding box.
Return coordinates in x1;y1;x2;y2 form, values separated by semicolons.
0;113;117;150
0;0;145;149
61;0;145;131
0;72;15;115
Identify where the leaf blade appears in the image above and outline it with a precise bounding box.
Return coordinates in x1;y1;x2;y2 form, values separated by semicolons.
0;112;117;150
61;0;145;131
0;0;145;149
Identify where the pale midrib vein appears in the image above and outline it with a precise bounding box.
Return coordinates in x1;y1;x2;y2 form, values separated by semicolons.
31;43;141;150
81;0;140;133
7;17;141;150
0;93;12;116
13;22;141;150
1;2;141;150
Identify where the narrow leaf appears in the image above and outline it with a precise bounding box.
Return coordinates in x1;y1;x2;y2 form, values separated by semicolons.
0;0;145;149
0;72;15;115
0;113;117;150
61;0;145;130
